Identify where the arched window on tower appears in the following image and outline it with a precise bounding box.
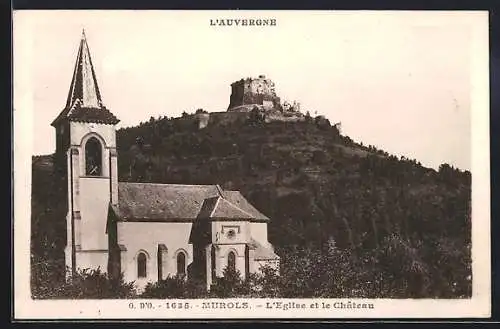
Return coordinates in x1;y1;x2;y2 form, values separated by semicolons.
228;251;236;272
176;252;186;277
137;252;147;278
85;137;102;176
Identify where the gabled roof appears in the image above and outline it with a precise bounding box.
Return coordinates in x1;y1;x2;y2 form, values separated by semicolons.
210;197;254;219
198;194;268;221
116;183;219;221
197;196;220;219
113;182;269;223
52;30;119;127
66;102;120;125
221;191;269;221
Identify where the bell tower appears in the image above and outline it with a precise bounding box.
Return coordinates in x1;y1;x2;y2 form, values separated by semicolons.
51;30;120;277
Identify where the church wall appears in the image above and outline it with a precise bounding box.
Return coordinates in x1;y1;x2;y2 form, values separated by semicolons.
110;150;118;204
214;244;246;278
55;121;71;169
210;221;250;278
250;222;270;246
117;221;193;288
211;220;250;245
64;212;73;280
75;251;108;273
79;177;110;250
70;121;117;149
71;127;113;179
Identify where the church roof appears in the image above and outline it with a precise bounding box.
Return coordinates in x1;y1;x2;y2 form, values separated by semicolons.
198;196;264;220
209;197;255;220
220;190;268;220
197;196;220;219
51;30;119;127
114;182;269;222
66;101;120;125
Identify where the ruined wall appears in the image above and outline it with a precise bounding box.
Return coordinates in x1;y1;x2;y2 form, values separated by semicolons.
190;110;304;130
264;113;305;123
178;75;308;130
208;111;251;126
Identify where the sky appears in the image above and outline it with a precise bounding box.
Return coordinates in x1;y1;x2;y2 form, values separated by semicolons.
14;10;488;171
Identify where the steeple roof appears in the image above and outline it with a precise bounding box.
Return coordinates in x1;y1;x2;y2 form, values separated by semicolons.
66;29;103;109
52;30;119;126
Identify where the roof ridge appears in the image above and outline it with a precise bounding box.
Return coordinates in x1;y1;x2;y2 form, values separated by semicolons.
215;184;224;196
223;191;270;221
213;197;255;219
208;196;221;218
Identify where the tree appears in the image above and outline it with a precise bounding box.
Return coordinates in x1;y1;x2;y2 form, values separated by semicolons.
253;264;281;297
210;266;246;297
141;275;191;298
32;267;136;299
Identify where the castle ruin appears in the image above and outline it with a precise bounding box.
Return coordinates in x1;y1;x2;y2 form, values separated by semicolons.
227;75;282;112
191;75;306;129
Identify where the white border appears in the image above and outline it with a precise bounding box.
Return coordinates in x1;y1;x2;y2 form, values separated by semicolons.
13;10;491;319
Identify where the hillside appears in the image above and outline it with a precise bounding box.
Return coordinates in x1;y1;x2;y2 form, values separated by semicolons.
31;114;471;298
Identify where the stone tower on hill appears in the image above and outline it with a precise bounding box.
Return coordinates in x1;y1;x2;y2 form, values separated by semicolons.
227;75;281;112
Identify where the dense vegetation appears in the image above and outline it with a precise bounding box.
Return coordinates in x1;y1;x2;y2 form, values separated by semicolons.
31;112;471;298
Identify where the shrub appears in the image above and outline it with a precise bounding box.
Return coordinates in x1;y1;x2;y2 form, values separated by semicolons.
141;275;187;298
32;263;137;299
209;267;249;297
252;264;281;297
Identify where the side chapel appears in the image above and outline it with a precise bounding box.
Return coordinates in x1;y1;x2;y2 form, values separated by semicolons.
51;31;279;291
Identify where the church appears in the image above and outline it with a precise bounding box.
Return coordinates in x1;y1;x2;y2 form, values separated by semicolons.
51;31;279;291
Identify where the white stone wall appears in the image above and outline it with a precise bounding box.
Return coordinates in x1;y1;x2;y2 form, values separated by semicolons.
211;221;250;244
249;222;269;246
110;149;118;205
213;244;246;278
79;177;110;250
75;251;108;273
70;122;116;149
117;222;193;289
65;121;119;275
208;220;276;280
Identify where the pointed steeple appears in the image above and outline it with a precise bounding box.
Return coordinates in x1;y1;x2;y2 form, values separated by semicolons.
66;29;103;109
52;30;119;127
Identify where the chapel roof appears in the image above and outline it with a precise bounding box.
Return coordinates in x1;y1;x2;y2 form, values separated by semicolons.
65;101;120;125
114;182;269;222
51;30;119;127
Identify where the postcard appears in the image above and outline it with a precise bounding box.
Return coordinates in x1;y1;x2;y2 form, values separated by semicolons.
13;10;490;319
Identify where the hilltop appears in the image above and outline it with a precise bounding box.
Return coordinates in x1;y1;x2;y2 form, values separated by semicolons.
32;112;471;298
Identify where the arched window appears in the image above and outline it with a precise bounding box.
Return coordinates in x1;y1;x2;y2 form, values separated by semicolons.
176;252;186;276
228;251;236;272
85;137;102;176
137;252;147;278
